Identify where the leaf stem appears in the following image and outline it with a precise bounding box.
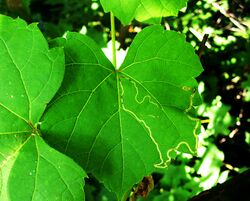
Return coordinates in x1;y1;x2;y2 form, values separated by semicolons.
120;190;130;201
110;12;117;68
120;193;128;201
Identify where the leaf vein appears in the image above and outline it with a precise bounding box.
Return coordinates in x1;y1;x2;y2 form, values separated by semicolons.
0;37;31;121
64;73;113;152
85;111;119;169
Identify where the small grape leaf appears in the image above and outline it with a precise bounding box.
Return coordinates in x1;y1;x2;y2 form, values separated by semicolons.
0;14;64;125
100;0;188;24
41;25;203;199
0;135;86;201
0;14;86;200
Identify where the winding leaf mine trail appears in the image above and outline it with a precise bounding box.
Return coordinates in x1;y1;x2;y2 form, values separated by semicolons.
39;25;202;199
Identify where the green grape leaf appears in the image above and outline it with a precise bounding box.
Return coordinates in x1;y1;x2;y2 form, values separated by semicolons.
0;14;64;126
41;25;203;199
0;15;86;200
100;0;188;24
0;135;86;201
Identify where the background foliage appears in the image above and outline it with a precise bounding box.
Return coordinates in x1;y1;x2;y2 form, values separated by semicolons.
0;0;249;200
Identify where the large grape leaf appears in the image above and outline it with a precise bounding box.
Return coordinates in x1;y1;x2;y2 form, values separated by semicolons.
41;25;203;199
0;14;86;200
100;0;188;24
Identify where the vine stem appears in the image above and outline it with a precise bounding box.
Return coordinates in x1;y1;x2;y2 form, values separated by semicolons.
111;12;128;201
110;12;117;68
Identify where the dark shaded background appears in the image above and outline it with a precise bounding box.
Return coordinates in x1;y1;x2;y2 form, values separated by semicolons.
1;0;249;200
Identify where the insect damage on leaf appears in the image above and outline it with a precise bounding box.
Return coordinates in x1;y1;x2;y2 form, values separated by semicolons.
130;175;154;201
41;25;203;200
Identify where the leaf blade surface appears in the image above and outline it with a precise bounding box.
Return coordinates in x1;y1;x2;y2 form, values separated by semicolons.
100;0;188;24
0;135;86;201
0;15;86;201
41;25;203;199
0;14;64;126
